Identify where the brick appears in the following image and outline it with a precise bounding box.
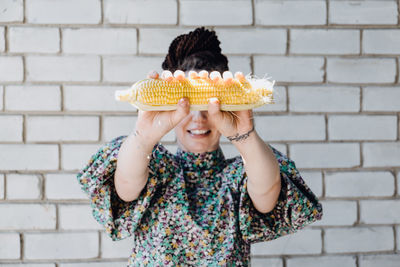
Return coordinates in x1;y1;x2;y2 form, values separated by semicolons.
45;173;87;200
291;29;359;55
329;1;398;25
300;171;323;198
0;0;23;22
255;115;325;141
325;171;394;198
251;258;283;267
287;256;357;267
314;200;357;226
181;0;252;26
102;116;175;143
0;233;20;259
363;87;400;111
360;200;400;224
290;143;360;169
101;232;133;258
251;229;322;255
0;174;4;199
6;174;41;200
60;263;127;267
26;0;101;24
363;142;400;167
364;30;400;54
289;86;360;112
254;56;324;83
61;144;103;171
325;227;393;253
255;86;286;112
103;56;163;83
63;28;136;55
104;0;177;24
0;115;23;141
139;28;189;54
0;204;56;229
0;144;58;171
360;254;400;267
9;27;60;53
220;143;286;159
227;56;251;76
255;0;326;25
328;115;397;140
59;204;102;230
5;85;61;111
216;28;286;54
64;86;132;112
24;232;98;259
0;56;23;82
26;56;100;82
0;27;4;52
26;116;99;142
327;58;396;84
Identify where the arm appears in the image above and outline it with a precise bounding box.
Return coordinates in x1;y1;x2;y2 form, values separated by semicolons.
233;131;281;214
115;131;157;202
115;71;190;202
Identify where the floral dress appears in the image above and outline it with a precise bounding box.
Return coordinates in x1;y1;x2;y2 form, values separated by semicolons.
76;135;323;266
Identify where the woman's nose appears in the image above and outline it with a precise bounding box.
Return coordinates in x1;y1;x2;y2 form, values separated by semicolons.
191;110;208;122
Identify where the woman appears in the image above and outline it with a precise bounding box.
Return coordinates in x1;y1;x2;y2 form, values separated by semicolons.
77;27;323;266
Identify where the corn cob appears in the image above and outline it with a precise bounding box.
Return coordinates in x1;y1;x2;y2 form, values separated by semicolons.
115;70;275;111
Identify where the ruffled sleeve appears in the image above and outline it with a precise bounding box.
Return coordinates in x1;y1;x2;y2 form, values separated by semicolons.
232;144;323;244
76;135;174;241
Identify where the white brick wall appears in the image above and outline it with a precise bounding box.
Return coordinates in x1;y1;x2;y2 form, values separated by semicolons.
329;1;398;25
0;233;20;259
1;0;399;265
9;27;60;53
325;227;394;253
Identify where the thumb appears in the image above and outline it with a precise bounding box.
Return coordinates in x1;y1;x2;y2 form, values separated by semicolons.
171;98;190;125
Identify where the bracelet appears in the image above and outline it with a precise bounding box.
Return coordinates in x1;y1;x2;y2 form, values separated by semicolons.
226;126;255;142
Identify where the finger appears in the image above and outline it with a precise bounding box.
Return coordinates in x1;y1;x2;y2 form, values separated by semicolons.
207;97;224;123
147;70;159;79
171;98;190;125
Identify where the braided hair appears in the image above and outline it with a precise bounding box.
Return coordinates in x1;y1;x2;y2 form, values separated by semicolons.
161;27;229;73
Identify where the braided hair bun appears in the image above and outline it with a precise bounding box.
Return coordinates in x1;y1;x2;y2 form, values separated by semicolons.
161;27;229;73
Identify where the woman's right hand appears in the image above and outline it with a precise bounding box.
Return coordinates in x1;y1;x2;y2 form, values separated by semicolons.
133;71;190;145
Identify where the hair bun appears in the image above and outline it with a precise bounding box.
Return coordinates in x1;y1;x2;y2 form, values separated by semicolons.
162;27;228;73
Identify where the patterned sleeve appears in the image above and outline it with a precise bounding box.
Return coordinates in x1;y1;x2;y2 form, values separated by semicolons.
232;145;323;244
76;135;174;241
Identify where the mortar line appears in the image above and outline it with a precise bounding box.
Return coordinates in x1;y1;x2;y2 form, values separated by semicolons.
286;29;290;56
58;28;62;54
100;56;104;82
40;173;45;200
55;203;59;230
100;0;104;25
251;0;255;26
20;232;24;260
395;57;399;84
326;0;329;26
136;28;139;55
4;26;8;52
177;0;180;26
359;86;363;113
23;0;26;24
3;174;7;200
22;114;26;143
99;114;103;142
359;29;363;56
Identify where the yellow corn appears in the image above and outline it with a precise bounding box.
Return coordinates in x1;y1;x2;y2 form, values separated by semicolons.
115;71;274;111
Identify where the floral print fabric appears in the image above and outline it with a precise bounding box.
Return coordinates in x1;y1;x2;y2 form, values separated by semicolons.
77;135;323;266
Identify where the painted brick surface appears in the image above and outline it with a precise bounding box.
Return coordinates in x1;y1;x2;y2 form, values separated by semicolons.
1;0;399;265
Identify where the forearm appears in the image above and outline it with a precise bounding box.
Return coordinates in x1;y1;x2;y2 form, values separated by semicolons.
115;132;157;202
234;131;281;213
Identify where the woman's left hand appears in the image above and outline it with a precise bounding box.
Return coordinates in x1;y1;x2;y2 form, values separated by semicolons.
207;97;254;139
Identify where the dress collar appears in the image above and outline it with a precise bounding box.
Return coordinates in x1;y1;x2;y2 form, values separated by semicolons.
175;146;225;170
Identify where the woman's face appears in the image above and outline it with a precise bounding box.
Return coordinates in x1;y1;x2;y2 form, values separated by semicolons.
175;110;221;153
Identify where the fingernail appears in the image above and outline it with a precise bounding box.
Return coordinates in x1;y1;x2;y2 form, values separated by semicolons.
209;97;219;103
